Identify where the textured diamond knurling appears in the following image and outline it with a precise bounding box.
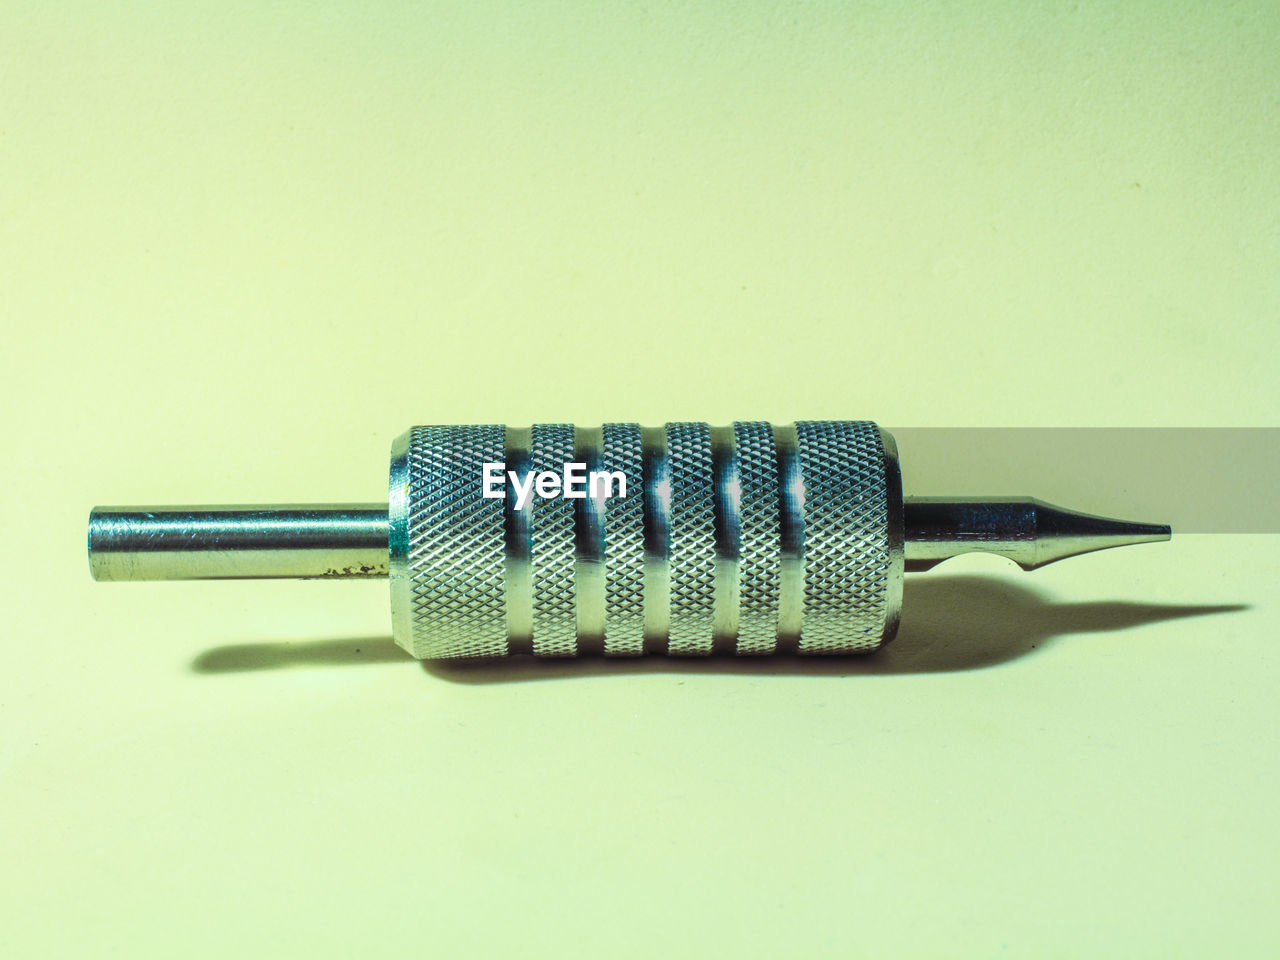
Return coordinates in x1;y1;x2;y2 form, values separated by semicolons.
602;423;644;655
530;423;578;656
734;421;781;654
666;422;716;655
407;424;507;659
794;421;889;653
400;420;890;659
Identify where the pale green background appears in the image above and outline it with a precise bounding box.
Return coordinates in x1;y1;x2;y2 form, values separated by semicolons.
2;3;1278;957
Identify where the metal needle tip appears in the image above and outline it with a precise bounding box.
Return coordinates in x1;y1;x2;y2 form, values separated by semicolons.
903;497;1171;572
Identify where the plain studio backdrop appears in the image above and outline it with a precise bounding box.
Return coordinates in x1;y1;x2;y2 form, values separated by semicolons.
2;3;1277;958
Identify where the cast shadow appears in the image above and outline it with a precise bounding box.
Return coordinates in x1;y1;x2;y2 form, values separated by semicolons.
191;575;1246;679
192;636;410;672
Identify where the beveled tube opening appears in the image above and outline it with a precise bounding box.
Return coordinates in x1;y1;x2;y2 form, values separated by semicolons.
88;504;390;581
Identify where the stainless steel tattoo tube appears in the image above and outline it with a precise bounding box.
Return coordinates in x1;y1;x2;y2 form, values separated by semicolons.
88;421;1170;660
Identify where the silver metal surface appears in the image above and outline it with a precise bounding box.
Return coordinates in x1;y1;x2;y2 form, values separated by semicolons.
530;423;577;656
903;497;1171;571
397;424;507;660
88;419;1172;661
600;423;645;655
793;420;898;654
382;421;900;659
732;421;782;654
665;422;717;655
573;424;607;650
87;505;388;581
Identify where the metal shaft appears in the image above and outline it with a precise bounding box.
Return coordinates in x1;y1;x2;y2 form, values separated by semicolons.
88;505;389;581
88;499;1169;582
903;497;1171;571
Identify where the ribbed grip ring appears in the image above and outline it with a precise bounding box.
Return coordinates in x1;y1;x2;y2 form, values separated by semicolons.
794;420;893;653
389;421;902;660
601;423;645;655
734;421;782;654
529;423;577;656
394;424;508;660
665;422;717;655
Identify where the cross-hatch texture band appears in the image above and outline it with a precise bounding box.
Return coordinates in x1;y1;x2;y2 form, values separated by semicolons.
794;421;892;653
400;421;892;659
666;422;717;655
734;421;782;654
529;424;577;656
405;424;507;659
601;423;645;655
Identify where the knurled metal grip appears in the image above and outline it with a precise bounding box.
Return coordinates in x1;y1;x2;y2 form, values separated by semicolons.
388;421;904;660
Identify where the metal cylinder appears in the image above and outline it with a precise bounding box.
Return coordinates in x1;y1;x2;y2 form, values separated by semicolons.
87;505;390;581
388;421;905;659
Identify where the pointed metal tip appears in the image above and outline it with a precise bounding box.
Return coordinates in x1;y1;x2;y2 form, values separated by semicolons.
1024;500;1171;570
903;497;1172;572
